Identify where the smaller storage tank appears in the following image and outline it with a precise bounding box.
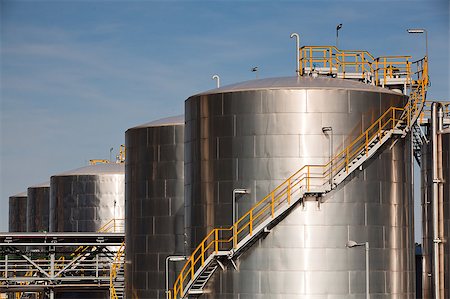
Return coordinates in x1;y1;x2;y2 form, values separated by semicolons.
9;191;27;232
125;115;185;299
27;181;50;232
50;163;125;232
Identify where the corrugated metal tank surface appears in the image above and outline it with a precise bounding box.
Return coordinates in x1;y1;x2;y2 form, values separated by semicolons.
49;163;124;299
49;163;125;232
27;181;50;232
9;191;27;232
125;115;185;299
421;131;450;298
185;76;415;298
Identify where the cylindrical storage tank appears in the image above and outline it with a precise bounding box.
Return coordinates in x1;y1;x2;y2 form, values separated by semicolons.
9;191;27;232
185;77;414;297
27;181;50;232
50;163;125;232
421;127;450;298
49;163;125;299
125;115;185;299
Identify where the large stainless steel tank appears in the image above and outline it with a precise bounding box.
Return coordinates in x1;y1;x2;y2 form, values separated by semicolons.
27;181;50;232
125;115;185;299
421;128;450;298
49;163;125;232
185;76;415;297
8;191;27;232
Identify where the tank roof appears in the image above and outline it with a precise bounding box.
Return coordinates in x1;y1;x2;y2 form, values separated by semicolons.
53;163;125;177
10;191;27;198
28;181;50;188
195;76;402;96
129;115;184;130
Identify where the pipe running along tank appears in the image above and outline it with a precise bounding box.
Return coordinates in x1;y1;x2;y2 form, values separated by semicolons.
9;191;27;232
27;181;50;232
184;76;415;297
125;115;185;299
421;102;450;298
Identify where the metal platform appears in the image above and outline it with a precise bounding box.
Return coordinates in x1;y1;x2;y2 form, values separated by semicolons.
0;232;124;296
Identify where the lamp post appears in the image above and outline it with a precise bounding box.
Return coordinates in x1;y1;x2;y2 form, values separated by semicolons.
407;28;428;59
232;189;250;224
251;67;259;79
290;32;300;76
347;240;370;299
212;74;220;88
336;23;343;48
165;255;187;299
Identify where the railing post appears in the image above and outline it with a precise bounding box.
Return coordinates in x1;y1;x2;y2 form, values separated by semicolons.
201;243;205;265
307;166;310;192
345;148;349;173
287;179;291;204
214;230;218;253
250;210;253;236
408;105;411;128
378;119;382;143
234;223;237;249
271;193;275;217
363;130;368;156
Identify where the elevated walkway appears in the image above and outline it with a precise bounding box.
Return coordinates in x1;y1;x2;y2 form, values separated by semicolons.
0;219;125;299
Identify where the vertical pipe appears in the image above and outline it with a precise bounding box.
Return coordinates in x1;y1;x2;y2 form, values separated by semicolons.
365;242;370;299
431;102;442;299
437;105;444;298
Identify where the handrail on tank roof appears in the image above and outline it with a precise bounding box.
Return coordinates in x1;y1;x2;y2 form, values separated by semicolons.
298;45;425;88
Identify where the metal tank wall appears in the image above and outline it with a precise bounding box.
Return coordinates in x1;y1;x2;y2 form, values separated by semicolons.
125;116;185;299
49;163;125;232
421;130;450;298
9;192;27;232
49;163;124;299
185;76;415;298
27;182;50;232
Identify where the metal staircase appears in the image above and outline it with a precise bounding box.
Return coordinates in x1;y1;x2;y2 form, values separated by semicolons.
170;47;429;299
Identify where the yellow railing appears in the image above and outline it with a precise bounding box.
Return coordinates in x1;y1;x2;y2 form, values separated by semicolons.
54;218;125;272
98;218;125;233
299;46;416;86
299;46;375;75
171;49;429;299
109;241;125;299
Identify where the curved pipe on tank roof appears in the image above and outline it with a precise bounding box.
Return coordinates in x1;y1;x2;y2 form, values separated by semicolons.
212;74;220;88
290;33;300;76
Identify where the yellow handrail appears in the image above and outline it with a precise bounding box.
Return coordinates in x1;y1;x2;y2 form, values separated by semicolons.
54;218;125;272
109;241;125;299
298;45;418;87
171;49;428;299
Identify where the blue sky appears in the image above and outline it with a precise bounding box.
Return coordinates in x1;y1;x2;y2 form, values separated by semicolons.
1;0;449;237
